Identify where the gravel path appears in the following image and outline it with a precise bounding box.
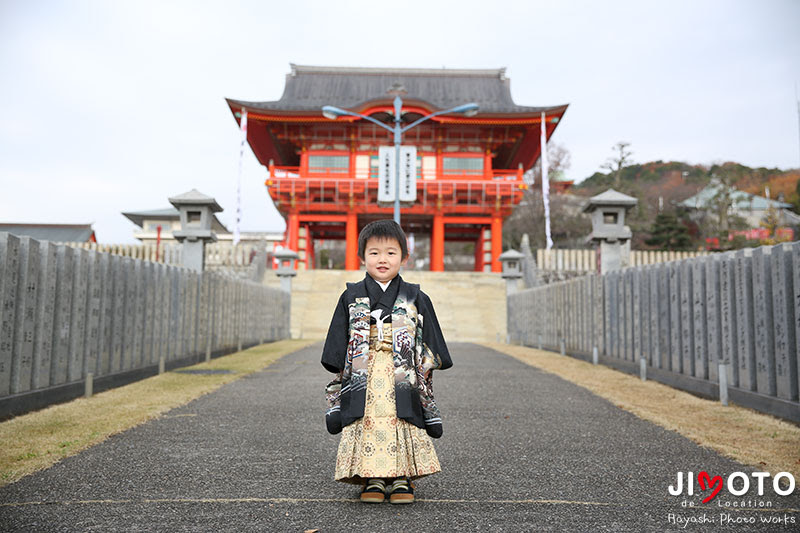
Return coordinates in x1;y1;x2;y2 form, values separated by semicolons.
1;342;798;532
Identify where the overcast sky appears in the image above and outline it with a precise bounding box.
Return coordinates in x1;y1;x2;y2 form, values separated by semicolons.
1;0;798;243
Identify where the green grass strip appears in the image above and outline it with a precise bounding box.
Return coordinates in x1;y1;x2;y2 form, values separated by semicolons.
0;339;315;487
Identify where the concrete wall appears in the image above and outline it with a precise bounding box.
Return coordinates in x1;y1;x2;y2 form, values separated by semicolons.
264;269;507;343
0;232;290;417
62;241;271;271
509;241;800;423
536;248;710;273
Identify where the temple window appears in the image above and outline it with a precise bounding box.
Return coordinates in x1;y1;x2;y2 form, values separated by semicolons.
308;154;349;173
443;156;484;176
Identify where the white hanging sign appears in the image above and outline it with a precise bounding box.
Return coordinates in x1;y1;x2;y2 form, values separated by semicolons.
399;146;417;202
378;146;395;203
234;108;248;246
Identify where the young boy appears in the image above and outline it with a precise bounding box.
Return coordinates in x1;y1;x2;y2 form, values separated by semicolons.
321;219;453;504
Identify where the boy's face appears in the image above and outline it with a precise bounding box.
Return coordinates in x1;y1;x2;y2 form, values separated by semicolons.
362;236;406;283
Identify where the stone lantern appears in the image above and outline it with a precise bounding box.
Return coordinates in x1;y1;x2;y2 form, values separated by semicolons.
169;189;222;272
273;246;299;292
583;189;638;274
498;248;525;294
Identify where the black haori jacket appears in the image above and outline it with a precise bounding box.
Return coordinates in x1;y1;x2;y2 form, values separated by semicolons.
321;274;452;438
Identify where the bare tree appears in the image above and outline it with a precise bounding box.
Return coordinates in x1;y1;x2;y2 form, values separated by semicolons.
526;143;572;185
504;143;590;249
602;141;633;188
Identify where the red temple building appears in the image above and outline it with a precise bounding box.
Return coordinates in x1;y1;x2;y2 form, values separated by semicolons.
226;65;568;272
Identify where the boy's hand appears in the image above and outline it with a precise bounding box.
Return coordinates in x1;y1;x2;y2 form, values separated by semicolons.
326;411;342;434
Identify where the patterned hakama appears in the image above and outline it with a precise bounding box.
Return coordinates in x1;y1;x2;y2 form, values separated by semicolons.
335;323;441;484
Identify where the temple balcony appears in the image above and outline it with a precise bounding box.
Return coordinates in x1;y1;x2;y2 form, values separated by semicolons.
265;164;528;216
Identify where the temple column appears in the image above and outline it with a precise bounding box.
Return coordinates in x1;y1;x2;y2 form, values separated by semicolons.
345;211;359;270
491;215;502;272
287;212;300;253
474;226;485;272
483;149;492;179
431;214;445;271
300;144;308;174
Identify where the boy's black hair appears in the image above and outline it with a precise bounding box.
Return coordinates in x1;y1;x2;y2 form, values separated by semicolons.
357;219;408;260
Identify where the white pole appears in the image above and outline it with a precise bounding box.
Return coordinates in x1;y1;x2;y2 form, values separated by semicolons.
541;112;553;250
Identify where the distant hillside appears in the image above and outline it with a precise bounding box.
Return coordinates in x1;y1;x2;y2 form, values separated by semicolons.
504;160;798;252
572;161;799;249
577;159;796;196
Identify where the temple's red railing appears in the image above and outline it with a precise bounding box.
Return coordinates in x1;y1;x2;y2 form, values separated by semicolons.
265;164;527;213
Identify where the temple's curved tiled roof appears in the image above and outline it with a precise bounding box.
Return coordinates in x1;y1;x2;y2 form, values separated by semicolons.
227;64;567;115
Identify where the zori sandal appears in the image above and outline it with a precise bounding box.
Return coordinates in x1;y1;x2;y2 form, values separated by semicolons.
388;478;415;504
360;478;387;503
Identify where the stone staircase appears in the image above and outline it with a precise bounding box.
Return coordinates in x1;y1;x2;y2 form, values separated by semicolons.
264;269;507;343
